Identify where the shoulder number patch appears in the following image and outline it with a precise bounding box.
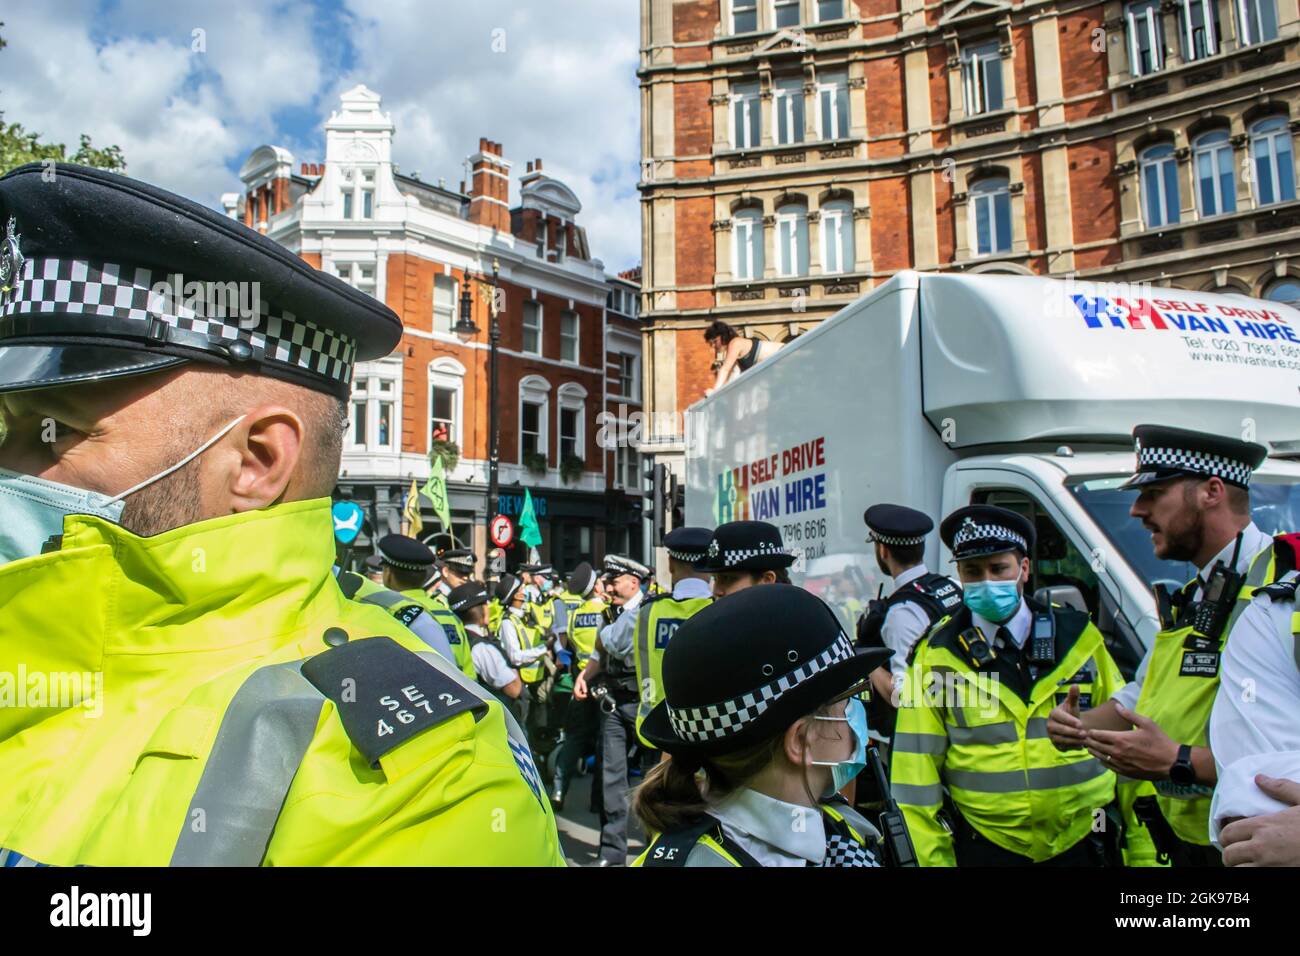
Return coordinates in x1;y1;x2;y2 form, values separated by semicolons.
301;636;487;767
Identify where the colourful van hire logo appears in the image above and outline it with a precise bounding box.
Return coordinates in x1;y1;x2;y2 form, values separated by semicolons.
1071;295;1300;343
715;466;750;524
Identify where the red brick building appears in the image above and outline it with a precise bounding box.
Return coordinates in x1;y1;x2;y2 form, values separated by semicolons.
226;86;646;570
639;0;1300;479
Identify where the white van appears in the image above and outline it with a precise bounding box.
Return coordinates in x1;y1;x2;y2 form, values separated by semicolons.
683;271;1300;673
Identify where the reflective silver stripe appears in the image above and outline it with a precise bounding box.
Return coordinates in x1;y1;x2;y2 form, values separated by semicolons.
1026;717;1051;739
892;782;944;805
359;588;403;609
893;732;948;755
946;758;1107;795
949;722;1019;746
635;604;653;725
170;661;324;866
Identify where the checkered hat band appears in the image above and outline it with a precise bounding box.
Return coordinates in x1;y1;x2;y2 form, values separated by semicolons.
953;523;1026;552
1137;444;1253;486
380;554;430;572
720;541;794;567
668;548;707;562
667;634;855;743
870;532;925;547
1;257;357;384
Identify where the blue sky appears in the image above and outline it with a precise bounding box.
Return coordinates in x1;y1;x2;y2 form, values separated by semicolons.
0;0;642;270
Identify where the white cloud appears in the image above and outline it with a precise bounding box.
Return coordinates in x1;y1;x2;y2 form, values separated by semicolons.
0;0;642;270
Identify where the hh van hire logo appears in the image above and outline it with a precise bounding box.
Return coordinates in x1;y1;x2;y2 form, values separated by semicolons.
1071;294;1299;343
715;466;750;524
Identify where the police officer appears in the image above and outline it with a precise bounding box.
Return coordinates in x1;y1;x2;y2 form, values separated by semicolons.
856;504;962;743
632;527;714;748
366;533;469;676
363;553;385;584
0;163;561;865
585;553;653;865
1047;425;1272;866
695;520;797;598
892;505;1155;866
420;547;479;679
551;561;606;808
496;572;551;733
450;581;523;719
634;585;893;867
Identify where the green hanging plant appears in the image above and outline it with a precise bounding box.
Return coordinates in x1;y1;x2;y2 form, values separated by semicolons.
523;451;548;476
429;439;460;471
560;454;585;484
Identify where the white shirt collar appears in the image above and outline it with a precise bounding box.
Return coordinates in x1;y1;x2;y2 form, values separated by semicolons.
973;598;1032;648
621;589;645;613
893;564;929;589
673;577;713;600
709;787;826;864
1198;522;1268;583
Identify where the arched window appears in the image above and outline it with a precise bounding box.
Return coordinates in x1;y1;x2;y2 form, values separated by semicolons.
1139;144;1180;227
775;201;809;277
1193;130;1235;218
518;374;551;463
557;383;588;464
429;357;466;449
1264;278;1300;308
819;199;854;274
1250;117;1296;206
969;176;1011;255
732;206;765;281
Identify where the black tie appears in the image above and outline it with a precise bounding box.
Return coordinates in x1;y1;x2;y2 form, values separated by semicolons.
994;626;1033;690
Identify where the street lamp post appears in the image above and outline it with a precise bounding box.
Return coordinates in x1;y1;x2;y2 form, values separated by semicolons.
454;258;502;553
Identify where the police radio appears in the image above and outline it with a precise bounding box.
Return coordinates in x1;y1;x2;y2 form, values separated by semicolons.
1187;533;1246;644
867;746;917;867
1028;610;1056;666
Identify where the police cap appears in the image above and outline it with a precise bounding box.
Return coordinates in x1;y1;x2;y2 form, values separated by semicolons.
602;554;651;580
694;520;796;573
567;562;597;597
663;526;713;564
0;163;401;398
940;505;1035;563
1120;424;1268;491
864;503;933;547
439;548;476;575
376;534;435;572
447;582;489;617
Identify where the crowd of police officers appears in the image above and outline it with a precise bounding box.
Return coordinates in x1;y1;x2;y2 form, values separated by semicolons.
1;162;1298;869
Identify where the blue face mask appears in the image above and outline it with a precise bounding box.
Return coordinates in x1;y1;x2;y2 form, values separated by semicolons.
0;416;245;567
811;696;870;794
963;579;1022;623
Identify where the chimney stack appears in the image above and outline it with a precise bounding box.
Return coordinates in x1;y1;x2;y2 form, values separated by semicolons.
467;137;511;231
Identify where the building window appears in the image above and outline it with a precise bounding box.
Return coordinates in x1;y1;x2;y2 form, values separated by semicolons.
1140;144;1181;227
733;206;766;280
361;170;374;219
522;300;543;355
970;177;1012;255
333;261;377;299
347;363;400;453
433;274;457;333
560;310;580;363
615;442;640;490
557;383;587;464
340;167;376;220
775;201;810;277
816;0;844;21
429;357;466;450
774;76;805;146
731;81;762;149
615;352;637;398
1177;0;1219;61
1126;0;1166;76
1250;117;1297;207
342;191;353;220
774;0;800;28
732;0;758;33
961;42;1004;116
1237;0;1279;45
1194;130;1236;218
519;375;550;462
1264;278;1300;307
820;199;854;274
816;71;849;140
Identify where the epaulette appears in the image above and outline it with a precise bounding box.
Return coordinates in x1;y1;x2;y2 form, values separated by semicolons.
301;636;488;767
336;569;365;600
1255;574;1300;605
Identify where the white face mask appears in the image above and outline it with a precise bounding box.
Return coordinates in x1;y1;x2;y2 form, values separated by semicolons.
0;416;245;566
509;605;524;619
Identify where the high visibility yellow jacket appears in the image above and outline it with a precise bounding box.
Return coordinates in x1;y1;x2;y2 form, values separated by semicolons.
0;498;563;867
568;597;607;671
633;593;712;747
892;601;1157;867
402;588;477;681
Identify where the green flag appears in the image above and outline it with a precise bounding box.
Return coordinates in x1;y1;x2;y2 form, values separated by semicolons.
519;488;543;549
421;456;453;531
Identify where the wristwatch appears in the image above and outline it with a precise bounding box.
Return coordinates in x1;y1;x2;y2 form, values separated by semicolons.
1169;744;1197;786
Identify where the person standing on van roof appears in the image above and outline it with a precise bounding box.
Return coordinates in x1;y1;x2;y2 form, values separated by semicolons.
703;321;780;397
1047;425;1272;866
892;505;1155;866
695;520;798;598
856;504;963;744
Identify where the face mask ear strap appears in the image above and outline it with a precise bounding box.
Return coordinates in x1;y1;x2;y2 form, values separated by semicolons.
103;415;247;506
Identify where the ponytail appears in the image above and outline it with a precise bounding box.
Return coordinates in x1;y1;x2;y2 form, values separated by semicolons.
633;735;785;837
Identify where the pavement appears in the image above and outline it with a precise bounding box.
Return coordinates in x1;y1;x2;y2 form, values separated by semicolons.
550;763;648;867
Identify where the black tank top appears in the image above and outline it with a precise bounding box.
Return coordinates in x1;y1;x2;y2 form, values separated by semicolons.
736;338;761;371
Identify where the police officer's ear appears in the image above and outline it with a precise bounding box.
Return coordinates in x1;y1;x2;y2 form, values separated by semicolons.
222;403;308;513
759;570;778;586
1017;552;1032;586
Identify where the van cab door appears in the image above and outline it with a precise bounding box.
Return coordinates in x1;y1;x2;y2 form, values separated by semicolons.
942;464;1146;677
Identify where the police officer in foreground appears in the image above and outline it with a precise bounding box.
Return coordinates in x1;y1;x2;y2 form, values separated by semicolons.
695;520;797;598
856;504;962;744
633;585;893;866
583;554;653;865
0;164;562;865
1047;425;1272;866
892;506;1155;866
